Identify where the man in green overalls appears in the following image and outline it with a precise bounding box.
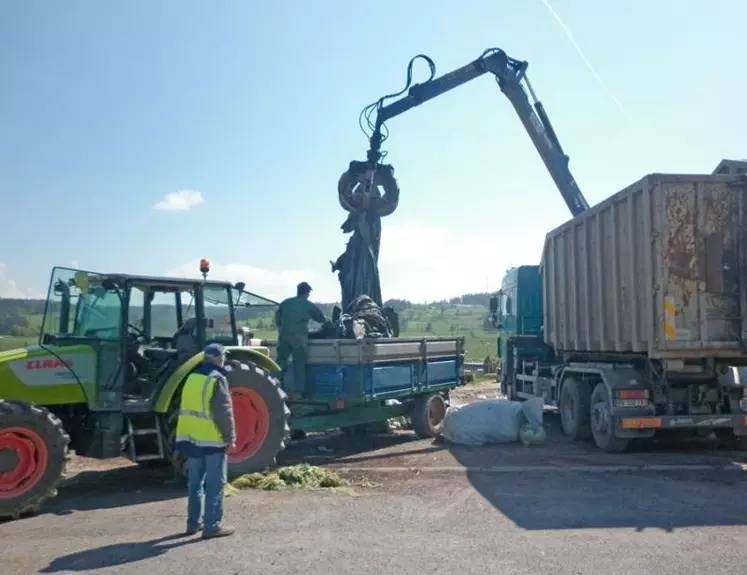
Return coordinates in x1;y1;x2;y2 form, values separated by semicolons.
275;282;326;399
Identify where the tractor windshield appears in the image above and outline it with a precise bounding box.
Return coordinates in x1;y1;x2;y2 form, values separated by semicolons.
40;267;123;343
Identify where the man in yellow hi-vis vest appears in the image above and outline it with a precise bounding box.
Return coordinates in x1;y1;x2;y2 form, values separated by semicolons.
175;342;236;539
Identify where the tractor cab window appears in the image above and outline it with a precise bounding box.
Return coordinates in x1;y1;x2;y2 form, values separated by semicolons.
180;290;196;323
73;287;123;340
203;285;236;345
128;287;145;330
150;291;179;339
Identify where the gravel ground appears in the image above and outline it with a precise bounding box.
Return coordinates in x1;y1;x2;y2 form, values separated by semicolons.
3;381;747;574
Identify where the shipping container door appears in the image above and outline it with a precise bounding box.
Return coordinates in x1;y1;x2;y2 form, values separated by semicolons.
660;178;744;351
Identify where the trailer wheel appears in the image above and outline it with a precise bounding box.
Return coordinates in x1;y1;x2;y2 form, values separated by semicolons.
559;377;592;440
714;428;747;450
411;393;447;439
0;401;70;520
590;384;629;453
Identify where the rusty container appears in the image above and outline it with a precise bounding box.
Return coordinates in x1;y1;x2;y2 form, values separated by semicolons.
541;172;747;359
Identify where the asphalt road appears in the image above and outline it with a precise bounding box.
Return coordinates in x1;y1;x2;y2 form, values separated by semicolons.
3;383;747;575
2;466;746;575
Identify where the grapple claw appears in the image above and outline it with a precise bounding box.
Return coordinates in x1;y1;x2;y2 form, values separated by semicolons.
338;162;400;217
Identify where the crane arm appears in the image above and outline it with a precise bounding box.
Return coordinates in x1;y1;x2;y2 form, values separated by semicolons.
364;48;590;217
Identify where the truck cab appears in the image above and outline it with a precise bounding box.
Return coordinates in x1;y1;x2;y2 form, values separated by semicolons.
489;265;552;395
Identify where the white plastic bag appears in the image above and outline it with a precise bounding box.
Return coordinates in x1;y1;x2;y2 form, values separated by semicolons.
442;399;523;445
442;396;547;446
518;396;547;445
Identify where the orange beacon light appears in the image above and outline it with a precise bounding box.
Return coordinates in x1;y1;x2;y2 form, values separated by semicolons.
199;258;210;279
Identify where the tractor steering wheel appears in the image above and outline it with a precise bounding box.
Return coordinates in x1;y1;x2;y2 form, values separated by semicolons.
127;323;150;344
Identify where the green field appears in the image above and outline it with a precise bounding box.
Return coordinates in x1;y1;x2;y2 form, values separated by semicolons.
0;302;498;362
240;304;497;361
0;336;37;352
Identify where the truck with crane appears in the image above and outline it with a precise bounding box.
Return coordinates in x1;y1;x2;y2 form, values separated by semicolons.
356;46;747;452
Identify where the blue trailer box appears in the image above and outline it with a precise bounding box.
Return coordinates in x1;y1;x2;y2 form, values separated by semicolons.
265;337;465;401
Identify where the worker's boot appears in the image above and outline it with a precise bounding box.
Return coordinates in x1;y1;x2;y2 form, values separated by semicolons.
202;524;235;539
185;522;203;535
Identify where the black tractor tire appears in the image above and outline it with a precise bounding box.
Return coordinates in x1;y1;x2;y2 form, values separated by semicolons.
161;397;188;477
0;400;70;520
714;428;747;450
559;377;592;440
589;384;629;453
410;393;447;439
161;362;290;478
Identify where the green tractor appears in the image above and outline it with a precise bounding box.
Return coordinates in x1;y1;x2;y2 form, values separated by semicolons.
0;264;289;520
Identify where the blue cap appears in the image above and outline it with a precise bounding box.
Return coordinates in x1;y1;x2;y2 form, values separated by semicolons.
204;342;227;358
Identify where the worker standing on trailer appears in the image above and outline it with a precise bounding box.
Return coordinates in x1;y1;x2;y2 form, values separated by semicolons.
175;342;236;539
275;282;326;399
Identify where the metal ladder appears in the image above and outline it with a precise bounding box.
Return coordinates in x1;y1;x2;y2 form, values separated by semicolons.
125;416;165;462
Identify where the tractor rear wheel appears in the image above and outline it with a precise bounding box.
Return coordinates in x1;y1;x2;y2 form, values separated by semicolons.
161;363;290;478
227;363;290;475
0;400;70;520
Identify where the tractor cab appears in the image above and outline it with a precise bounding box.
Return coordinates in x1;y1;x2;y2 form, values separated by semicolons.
38;265;278;416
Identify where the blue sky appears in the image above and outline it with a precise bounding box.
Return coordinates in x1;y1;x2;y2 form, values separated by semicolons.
1;0;744;303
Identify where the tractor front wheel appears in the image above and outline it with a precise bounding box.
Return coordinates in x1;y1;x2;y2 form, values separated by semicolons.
0;400;70;520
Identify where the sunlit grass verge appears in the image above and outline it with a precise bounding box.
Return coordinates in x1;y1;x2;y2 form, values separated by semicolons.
228;464;347;493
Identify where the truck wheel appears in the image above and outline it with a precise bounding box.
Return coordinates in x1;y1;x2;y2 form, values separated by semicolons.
714;428;747;450
589;384;629;453
227;363;290;476
411;393;447;439
559;377;592;440
0;401;70;520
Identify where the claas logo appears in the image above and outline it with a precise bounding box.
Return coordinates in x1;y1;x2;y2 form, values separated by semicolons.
25;358;73;370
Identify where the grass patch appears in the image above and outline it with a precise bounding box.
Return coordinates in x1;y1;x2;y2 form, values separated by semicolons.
230;464;346;492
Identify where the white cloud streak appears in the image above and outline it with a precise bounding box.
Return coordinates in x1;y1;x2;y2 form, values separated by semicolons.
153;189;204;211
539;0;632;120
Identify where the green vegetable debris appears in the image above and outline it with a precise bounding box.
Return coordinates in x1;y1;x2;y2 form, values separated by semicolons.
230;464;346;491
